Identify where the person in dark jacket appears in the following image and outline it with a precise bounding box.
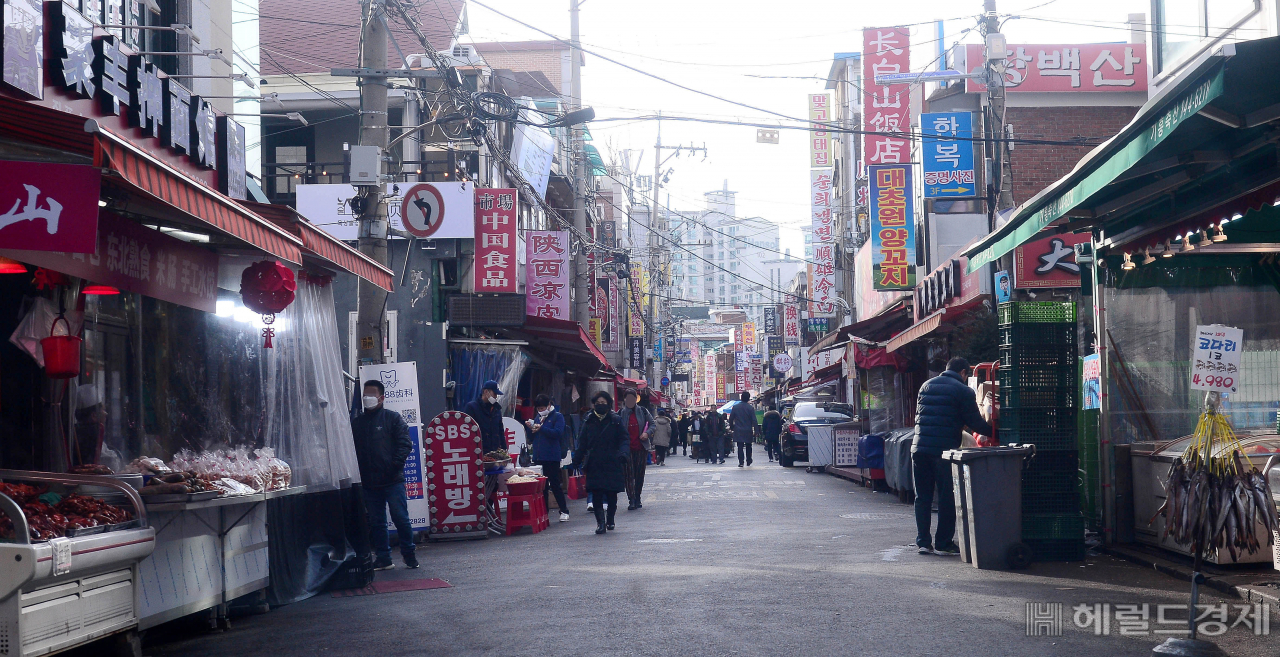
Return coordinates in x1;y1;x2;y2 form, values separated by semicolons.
912;357;994;555
676;413;690;455
571;391;629;534
462;380;506;453
707;410;727;464
527;394;570;522
729;392;759;467
617;389;654;510
351;380;417;570
762;406;783;463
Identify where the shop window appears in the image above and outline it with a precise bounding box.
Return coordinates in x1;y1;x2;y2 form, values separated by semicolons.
1155;0;1259;75
274;146;306;196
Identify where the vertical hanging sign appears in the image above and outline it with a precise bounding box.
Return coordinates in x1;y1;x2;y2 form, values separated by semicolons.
763;306;778;335
810;170;837;316
628;337;645;370
783;300;801;346
863;27;911;168
525;230;570;318
605;274;621;351
808;93;832;167
869;164;915;290
474;188;517;293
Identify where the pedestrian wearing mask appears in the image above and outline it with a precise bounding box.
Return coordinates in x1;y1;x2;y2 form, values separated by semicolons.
351;380;417;570
652;410;673;466
462;380;506;453
526;394;570;523
762;406;783;463
729;392;759;467
571;391;628;534
617;389;654;510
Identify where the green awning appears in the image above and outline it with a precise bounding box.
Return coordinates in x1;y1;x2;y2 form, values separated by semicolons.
585;144;606;175
960;38;1280;273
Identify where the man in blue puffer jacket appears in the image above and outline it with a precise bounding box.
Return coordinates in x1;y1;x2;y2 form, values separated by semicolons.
527;394;570;522
912;357;993;556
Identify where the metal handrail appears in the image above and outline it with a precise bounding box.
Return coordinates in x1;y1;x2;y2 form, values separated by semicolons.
0;470;147;527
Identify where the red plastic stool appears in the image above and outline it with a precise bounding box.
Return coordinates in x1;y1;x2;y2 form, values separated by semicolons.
505;478;549;535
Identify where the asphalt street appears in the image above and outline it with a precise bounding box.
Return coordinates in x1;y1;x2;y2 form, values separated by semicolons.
136;454;1275;657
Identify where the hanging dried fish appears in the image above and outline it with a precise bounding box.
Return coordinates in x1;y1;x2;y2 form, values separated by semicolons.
1149;400;1277;559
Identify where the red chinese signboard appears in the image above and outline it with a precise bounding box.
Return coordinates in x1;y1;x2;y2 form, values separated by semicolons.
964;44;1148;93
423;411;487;537
783;300;801;347
474;188;517;293
0;161;102;253
1014;232;1090;289
863;27;911;167
1;212;218;312
525;230;569;318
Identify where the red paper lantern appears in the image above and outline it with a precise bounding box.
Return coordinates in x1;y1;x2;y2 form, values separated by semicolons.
239;260;297;315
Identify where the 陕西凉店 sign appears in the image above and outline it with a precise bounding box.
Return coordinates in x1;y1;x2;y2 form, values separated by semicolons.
0;2;248;198
525;230;569;319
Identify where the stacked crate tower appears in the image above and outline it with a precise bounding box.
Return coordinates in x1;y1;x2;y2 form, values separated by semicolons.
997;301;1085;562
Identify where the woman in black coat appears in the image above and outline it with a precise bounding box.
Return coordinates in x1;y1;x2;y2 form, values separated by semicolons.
571;390;629;534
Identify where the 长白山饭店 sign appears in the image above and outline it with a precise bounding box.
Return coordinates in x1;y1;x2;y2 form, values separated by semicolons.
870;164;915;290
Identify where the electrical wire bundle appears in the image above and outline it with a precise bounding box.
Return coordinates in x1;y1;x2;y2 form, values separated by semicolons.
1151;402;1279;561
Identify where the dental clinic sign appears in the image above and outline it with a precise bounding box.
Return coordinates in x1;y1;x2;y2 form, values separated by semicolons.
0;161;101;252
0;2;246;198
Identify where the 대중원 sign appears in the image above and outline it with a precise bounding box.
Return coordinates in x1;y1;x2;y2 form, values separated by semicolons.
869;164;915;290
1190;325;1242;394
921;112;976;198
423;411;487;538
525;230;570;319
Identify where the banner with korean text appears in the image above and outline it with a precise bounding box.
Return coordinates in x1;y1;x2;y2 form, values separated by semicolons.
964;44;1147;93
525;230;569;318
863;27;911;168
921;112;976;198
809;169;838;317
869;164;915;290
808;94;833;167
474;188;517;293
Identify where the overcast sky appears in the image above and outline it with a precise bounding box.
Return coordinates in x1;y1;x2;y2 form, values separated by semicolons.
466;0;1153;258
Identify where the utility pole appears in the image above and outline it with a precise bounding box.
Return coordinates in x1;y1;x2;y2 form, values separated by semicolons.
570;0;590;327
647;116;706;384
355;0;390;366
983;0;1015;225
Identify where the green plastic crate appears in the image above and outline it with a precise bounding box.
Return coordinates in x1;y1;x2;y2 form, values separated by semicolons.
1022;513;1086;541
1026;538;1085;562
998;301;1077;324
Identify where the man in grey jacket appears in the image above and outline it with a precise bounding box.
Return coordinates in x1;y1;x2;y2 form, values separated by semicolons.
617;389;654;510
729;392;759;467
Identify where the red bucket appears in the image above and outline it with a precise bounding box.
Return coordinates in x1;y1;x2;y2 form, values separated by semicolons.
40;316;82;379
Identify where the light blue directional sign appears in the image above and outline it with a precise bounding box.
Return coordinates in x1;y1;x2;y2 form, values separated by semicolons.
921;112;977;198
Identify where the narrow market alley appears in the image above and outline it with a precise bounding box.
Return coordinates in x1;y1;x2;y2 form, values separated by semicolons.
135;461;1273;657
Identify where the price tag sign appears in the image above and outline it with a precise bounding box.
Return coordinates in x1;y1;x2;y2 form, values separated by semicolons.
1190;324;1242;393
50;537;72;575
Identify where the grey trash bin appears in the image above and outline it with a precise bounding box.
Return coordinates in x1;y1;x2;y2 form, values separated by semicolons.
943;445;1035;570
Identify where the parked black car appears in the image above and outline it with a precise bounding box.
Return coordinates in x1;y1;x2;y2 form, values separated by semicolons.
779;401;857;467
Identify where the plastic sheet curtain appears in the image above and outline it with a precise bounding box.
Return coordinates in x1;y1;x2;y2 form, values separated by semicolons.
866;366;905;434
449;343;529;414
1103;261;1280;445
261;280;362;490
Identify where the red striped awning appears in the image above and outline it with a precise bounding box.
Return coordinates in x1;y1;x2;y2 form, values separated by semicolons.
521;316;613;372
244;201;394;291
91;127;304;265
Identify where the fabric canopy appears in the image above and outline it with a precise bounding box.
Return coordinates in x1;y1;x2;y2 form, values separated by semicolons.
966;38;1280;271
520;316;613;372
